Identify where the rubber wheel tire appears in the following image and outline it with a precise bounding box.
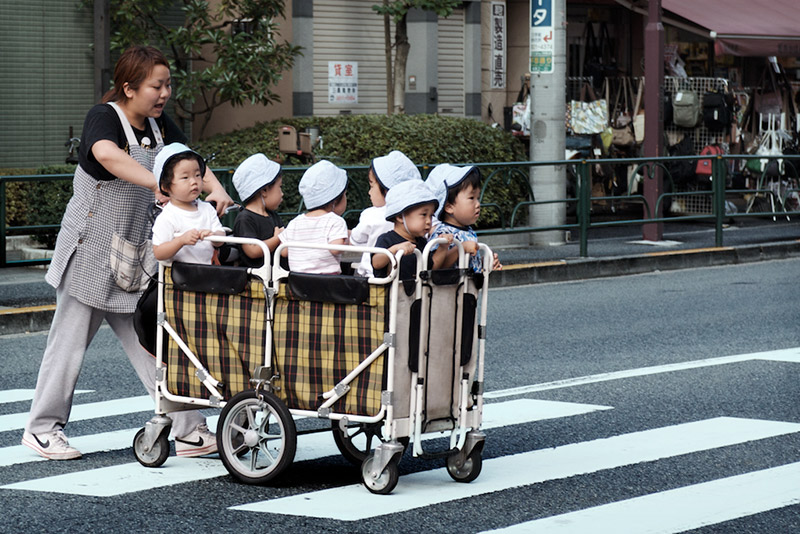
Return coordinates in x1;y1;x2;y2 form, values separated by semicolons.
446;449;482;483
361;453;399;495
217;389;297;485
331;422;384;465
133;427;169;468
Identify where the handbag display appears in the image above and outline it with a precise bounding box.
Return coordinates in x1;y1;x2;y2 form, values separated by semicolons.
695;144;723;176
570;83;609;135
703;90;732;132
632;78;645;144
611;78;635;148
672;80;702;129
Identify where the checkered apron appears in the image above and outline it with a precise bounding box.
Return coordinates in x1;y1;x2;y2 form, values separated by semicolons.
46;104;163;313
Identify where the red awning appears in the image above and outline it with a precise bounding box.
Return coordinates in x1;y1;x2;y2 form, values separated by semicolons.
662;0;800;56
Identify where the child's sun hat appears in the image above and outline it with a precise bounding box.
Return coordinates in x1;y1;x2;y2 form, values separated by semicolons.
371;150;421;190
232;153;282;204
384;179;439;221
426;163;477;218
153;143;206;194
299;160;348;209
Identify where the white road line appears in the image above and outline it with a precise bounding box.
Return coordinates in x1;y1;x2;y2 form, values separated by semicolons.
229;417;800;520
0;399;609;494
482;462;800;534
0;396;154;432
485;347;800;399
0;389;92;405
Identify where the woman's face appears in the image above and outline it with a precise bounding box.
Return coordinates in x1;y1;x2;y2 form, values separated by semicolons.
124;64;172;121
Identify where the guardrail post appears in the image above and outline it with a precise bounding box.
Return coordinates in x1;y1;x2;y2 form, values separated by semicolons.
712;154;726;248
578;160;591;257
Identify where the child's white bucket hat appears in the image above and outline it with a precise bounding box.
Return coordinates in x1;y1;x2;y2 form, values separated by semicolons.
232;153;282;203
299;160;348;209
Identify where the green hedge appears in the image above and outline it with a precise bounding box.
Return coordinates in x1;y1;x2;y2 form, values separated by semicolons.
194;114;529;228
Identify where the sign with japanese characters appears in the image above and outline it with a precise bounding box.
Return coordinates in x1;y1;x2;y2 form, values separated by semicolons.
328;61;358;104
530;0;553;74
491;2;506;89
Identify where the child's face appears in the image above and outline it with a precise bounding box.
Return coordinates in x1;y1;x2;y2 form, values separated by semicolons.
367;170;385;207
333;190;347;216
165;158;203;205
398;202;435;238
444;184;481;227
262;176;283;211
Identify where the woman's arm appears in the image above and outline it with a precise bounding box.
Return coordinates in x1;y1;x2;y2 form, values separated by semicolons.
201;166;234;216
92;140;161;193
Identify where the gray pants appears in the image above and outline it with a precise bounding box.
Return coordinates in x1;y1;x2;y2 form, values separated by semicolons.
25;258;204;439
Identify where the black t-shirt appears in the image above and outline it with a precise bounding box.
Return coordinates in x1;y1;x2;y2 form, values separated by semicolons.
79;103;187;181
373;230;427;280
233;208;284;268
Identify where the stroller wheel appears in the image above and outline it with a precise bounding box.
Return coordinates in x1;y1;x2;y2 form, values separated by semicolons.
361;452;399;495
133;427;169;468
446;448;482;483
217;389;296;485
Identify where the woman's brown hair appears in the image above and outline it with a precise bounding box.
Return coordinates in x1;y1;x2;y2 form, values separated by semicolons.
102;45;170;104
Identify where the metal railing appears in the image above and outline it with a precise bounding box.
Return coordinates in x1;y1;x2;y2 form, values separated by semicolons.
2;154;799;267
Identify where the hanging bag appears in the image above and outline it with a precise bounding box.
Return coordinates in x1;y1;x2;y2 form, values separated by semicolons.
672;79;702;128
570;82;609;135
703;87;732;132
612;78;635;147
632;78;645;144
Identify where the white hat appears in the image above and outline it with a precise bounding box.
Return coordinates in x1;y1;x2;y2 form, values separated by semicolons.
426;164;477;217
153;143;206;191
384;179;439;221
299;160;348;209
371;150;421;190
232;153;282;203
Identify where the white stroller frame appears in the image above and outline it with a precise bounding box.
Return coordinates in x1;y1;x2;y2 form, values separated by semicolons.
133;235;492;494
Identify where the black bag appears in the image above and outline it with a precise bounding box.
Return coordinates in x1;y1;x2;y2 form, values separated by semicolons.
703;91;731;132
666;135;696;187
582;22;617;90
133;278;159;355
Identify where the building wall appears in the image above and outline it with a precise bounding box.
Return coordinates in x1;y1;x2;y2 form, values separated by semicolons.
0;1;94;168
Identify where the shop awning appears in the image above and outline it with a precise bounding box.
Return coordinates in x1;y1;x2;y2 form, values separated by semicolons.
663;0;800;56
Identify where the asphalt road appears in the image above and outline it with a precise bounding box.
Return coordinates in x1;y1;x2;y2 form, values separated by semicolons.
0;258;798;533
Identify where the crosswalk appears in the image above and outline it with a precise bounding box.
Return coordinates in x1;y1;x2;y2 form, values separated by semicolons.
1;347;799;532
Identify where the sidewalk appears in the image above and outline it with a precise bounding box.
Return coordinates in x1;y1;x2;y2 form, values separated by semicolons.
1;216;799;335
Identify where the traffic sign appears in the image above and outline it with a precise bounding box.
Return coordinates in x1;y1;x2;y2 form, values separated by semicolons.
530;0;554;74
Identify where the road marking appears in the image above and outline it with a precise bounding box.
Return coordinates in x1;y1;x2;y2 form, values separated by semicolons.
0;389;92;405
482;462;800;534
229;417;800;520
0;395;153;432
0;399;607;494
485;347;800;399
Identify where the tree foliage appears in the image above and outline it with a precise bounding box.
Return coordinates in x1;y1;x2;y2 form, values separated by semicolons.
372;0;461;114
108;0;301;136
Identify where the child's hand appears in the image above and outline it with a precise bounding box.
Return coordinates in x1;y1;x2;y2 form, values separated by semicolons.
491;252;503;271
198;229;214;240
274;226;284;237
390;241;416;257
462;240;479;256
179;229;203;246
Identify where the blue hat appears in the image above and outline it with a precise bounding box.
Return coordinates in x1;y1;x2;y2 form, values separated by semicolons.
299;160;348;209
371;150;421;190
384;180;439;221
426;164;476;218
153;143;206;189
233;153;282;203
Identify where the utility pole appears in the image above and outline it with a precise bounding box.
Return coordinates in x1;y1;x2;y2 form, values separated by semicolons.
528;0;567;246
94;0;111;103
642;0;665;240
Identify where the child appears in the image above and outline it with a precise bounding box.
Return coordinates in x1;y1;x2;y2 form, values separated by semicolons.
429;164;502;272
279;160;349;274
350;150;421;277
232;153;284;268
151;143;224;264
372;180;439;280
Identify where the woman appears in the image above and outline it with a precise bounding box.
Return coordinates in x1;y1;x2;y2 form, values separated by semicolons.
22;46;233;460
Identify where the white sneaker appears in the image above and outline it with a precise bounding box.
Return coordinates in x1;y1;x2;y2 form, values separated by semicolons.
175;423;218;457
22;429;82;460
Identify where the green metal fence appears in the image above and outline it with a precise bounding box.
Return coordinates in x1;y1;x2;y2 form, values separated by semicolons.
2;154;799;267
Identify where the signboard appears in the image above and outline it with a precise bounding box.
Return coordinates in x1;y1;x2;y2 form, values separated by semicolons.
491;2;506;89
328;61;358;104
530;0;554;74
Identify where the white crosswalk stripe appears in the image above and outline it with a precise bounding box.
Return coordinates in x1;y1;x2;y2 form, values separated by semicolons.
0;398;609;495
0;395;153;432
0;389;92;405
228;417;800;520
481;462;800;534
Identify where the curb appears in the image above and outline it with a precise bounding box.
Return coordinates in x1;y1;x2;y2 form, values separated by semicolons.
2;240;799;336
491;240;800;287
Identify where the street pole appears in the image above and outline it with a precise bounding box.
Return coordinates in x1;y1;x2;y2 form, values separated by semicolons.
529;0;567;246
642;0;665;241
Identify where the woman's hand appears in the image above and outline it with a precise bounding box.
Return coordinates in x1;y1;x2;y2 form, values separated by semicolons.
202;167;234;216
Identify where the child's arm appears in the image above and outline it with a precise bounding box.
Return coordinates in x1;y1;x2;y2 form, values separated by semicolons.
432;237;478;269
372;241;416;270
153;229;203;261
241;227;284;259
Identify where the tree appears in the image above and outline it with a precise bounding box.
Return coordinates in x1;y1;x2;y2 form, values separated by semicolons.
372;0;460;115
108;0;301;137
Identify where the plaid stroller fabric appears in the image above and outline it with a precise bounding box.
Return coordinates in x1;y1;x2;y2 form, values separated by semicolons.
164;267;267;399
272;283;388;416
